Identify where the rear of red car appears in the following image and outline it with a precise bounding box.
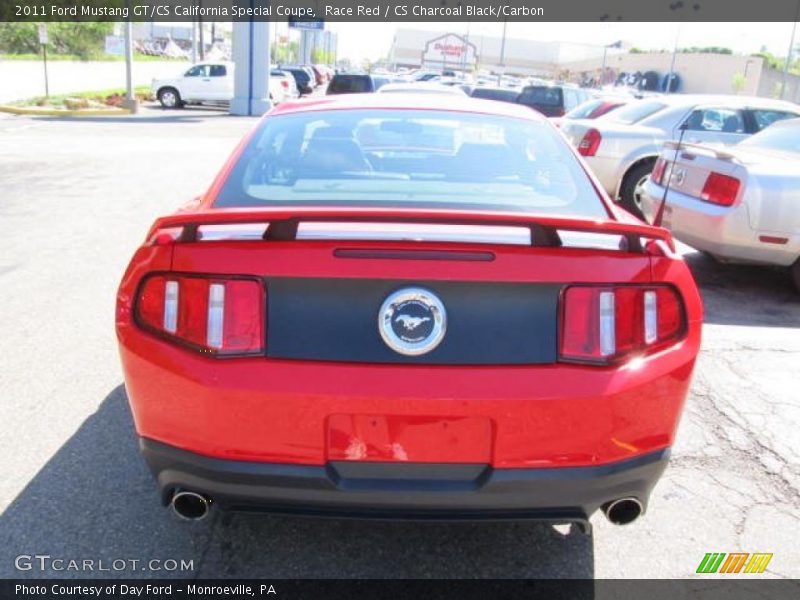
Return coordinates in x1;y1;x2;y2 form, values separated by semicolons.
116;96;701;530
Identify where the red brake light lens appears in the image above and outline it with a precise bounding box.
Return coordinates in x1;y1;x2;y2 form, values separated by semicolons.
136;275;167;331
577;128;602;157
700;173;740;206
560;285;685;364
135;275;264;355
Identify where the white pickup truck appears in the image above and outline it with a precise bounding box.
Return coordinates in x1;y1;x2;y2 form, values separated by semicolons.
152;62;292;109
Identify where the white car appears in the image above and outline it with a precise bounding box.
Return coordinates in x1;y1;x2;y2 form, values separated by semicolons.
560;95;800;217
641;118;800;291
152;62;290;109
270;69;299;102
376;83;467;96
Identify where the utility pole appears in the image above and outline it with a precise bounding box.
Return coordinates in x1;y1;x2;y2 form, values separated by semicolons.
122;6;138;113
191;21;197;63
601;46;607;86
781;1;800;99
666;25;681;93
497;20;507;85
198;2;205;61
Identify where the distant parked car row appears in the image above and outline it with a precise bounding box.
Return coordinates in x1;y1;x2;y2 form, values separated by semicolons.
151;61;335;109
470;84;593;116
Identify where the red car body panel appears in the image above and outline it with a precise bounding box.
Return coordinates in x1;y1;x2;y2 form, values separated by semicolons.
117;223;701;468
116;96;703;520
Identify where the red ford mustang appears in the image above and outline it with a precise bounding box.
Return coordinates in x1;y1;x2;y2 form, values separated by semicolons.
116;94;702;533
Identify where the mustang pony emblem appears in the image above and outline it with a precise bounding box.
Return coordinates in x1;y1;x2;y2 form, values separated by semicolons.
395;314;431;331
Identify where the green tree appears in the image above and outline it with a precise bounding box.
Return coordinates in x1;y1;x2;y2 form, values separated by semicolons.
0;22;112;59
310;48;334;65
0;22;39;54
271;41;299;65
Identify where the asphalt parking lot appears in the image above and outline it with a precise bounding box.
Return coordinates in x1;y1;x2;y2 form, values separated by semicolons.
0;105;798;579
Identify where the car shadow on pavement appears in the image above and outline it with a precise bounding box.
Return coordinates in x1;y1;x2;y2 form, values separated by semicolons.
684;250;800;328
0;385;594;579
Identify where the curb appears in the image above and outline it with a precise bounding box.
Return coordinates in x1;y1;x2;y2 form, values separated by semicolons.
0;105;132;117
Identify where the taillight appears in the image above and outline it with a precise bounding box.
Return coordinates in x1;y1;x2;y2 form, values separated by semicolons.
651;158;667;185
281;80;289;88
560;285;685;364
135;274;264;355
700;173;740;206
577;128;602;157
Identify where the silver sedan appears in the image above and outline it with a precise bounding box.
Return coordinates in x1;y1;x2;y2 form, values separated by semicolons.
641;118;800;291
560;95;800;218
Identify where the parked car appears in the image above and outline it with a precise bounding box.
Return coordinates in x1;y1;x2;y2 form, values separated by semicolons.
376;82;467;96
270;69;299;103
411;70;440;81
314;64;333;82
326;73;389;95
641;118;800;291
562;96;631;120
302;66;319;87
470;86;521;104
310;65;326;87
560;95;800;217
152;62;234;109
115;94;701;530
152;62;289;108
517;85;591;117
438;79;474;95
281;66;314;96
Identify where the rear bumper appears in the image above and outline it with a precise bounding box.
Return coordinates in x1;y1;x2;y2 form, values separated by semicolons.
642;181;800;266
142;438;669;522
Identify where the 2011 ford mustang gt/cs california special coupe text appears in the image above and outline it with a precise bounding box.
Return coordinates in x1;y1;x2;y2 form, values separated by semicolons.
115;94;702;533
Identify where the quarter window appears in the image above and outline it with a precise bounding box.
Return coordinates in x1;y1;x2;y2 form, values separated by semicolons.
751;109;799;130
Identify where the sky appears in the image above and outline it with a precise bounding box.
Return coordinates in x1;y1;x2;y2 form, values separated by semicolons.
321;22;798;62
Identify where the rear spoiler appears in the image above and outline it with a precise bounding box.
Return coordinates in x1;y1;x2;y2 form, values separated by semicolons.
663;140;737;161
148;207;675;253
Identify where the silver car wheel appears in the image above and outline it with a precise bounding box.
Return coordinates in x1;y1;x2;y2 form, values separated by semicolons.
160;90;178;108
633;174;650;209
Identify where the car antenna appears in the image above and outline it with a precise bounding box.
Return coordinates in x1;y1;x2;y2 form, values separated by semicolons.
653;121;688;228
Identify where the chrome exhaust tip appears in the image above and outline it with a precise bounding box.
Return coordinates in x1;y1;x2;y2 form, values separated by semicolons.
602;497;643;525
170;490;211;521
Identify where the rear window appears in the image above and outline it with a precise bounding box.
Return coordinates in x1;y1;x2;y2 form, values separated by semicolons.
329;75;371;94
471;88;520;103
518;86;563;107
751;109;800;130
565;99;604;119
288;69;308;83
604;100;667;125
214;109;607;218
